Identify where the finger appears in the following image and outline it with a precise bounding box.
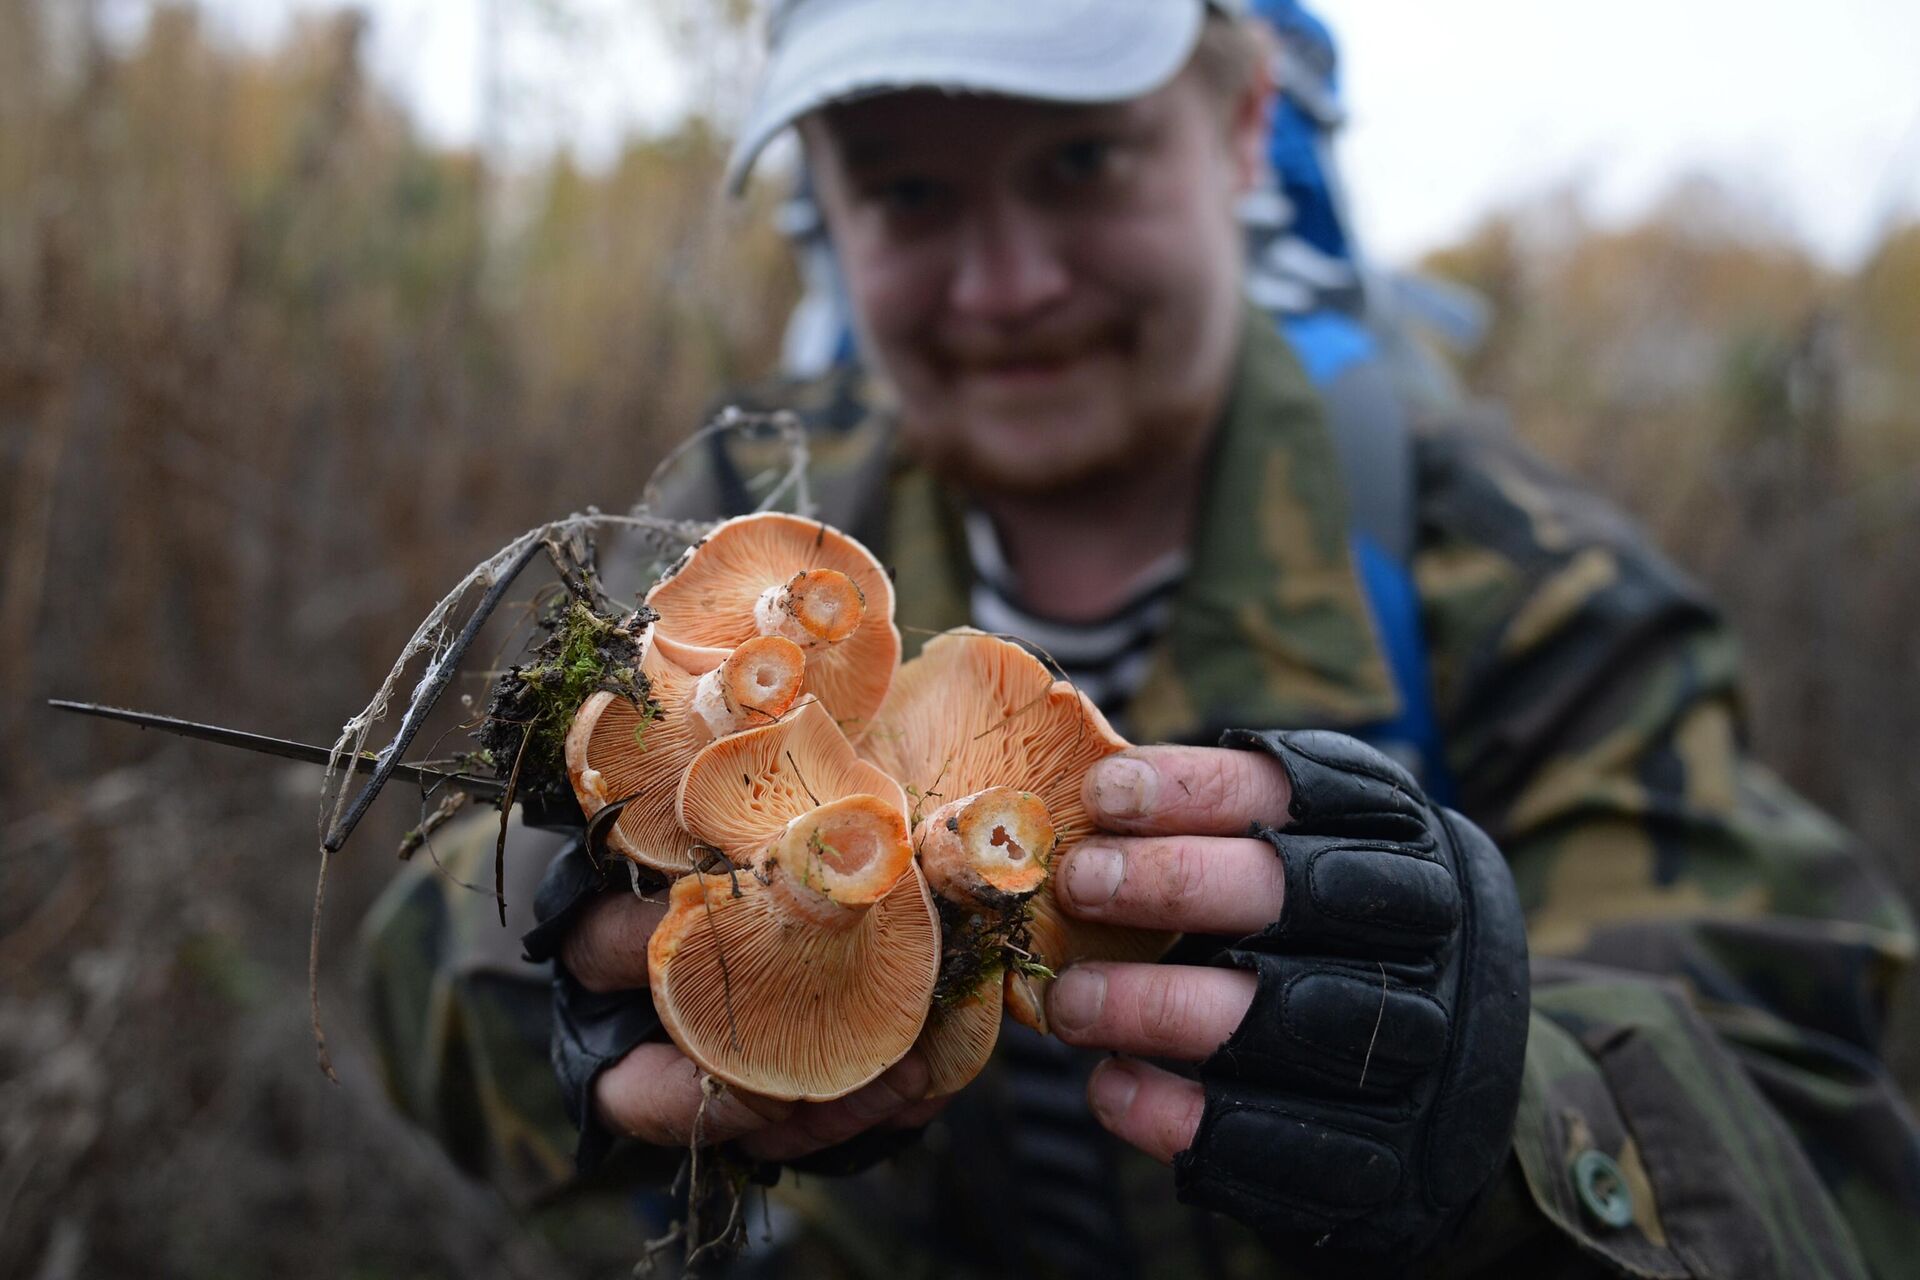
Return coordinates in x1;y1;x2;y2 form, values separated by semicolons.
562;890;669;993
886;1095;953;1131
1054;835;1284;934
1083;746;1292;837
1048;962;1256;1060
735;1053;931;1163
594;1042;792;1146
1086;1057;1206;1165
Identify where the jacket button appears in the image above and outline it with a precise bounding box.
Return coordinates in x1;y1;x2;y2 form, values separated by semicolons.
1572;1149;1635;1229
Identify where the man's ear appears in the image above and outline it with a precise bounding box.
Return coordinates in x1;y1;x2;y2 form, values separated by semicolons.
1227;27;1278;194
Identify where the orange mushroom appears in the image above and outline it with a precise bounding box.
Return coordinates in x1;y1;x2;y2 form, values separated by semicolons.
860;629;1176;1044
564;625;806;875
917;986;1003;1101
917;786;1054;913
644;513;900;731
651;701;940;1100
911;787;1055;1094
676;699;907;864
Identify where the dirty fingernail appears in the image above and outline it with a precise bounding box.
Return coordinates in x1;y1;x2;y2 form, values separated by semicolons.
844;1078;907;1121
1065;845;1124;907
880;1052;930;1101
1091;757;1156;818
1048;966;1107;1035
1088;1059;1139;1126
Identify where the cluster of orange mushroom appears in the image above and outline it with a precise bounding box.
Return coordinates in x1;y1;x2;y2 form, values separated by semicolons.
563;513;1173;1103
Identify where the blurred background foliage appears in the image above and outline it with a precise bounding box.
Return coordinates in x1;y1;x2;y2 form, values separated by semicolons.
0;3;1915;1277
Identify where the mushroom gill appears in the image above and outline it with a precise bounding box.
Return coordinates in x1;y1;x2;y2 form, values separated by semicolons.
564;629;804;875
645;512;900;731
919;984;1003;1099
677;699;907;870
647;827;939;1101
859;629;1177;1036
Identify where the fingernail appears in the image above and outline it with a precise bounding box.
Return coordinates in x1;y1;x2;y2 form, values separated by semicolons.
1048;966;1106;1035
1065;845;1124;907
844;1077;907;1121
1091;757;1156;818
881;1052;930;1102
1088;1059;1139;1126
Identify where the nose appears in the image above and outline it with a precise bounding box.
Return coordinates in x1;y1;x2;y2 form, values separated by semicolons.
947;196;1069;321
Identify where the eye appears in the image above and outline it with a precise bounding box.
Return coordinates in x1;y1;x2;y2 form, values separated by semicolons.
870;175;948;217
1049;137;1118;185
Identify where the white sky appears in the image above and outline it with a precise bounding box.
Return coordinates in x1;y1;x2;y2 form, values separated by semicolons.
153;0;1920;267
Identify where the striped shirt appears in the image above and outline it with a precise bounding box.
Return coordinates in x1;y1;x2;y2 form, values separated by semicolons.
963;511;1188;737
964;510;1188;1278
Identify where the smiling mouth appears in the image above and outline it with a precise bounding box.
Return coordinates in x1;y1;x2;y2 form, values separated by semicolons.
951;334;1116;381
977;352;1078;378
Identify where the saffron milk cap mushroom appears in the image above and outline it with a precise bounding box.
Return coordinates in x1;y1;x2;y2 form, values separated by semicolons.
565;624;806;875
645;512;900;730
917;986;1002;1100
860;629;1176;1037
912;787;1053;1094
654;701;940;1100
677;699;908;867
917;786;1054;914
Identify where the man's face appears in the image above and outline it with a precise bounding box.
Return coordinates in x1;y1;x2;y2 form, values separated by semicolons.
804;62;1263;497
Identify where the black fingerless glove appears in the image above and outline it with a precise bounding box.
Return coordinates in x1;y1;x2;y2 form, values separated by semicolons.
520;838;664;1173
1173;729;1530;1269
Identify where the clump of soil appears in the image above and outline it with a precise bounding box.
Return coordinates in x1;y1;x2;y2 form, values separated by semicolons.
930;892;1050;1009
477;598;656;827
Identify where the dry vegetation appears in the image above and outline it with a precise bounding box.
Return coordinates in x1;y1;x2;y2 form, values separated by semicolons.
1;5;1915;1278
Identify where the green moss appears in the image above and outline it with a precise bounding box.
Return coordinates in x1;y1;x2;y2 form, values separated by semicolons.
476;598;654;823
517;601;648;755
931;893;1044;1009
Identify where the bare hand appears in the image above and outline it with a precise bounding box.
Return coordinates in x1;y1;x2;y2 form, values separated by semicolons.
1048;745;1293;1162
564;893;944;1161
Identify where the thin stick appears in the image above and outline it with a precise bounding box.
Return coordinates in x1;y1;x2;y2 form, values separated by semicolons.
494;726;532;926
698;876;744;1053
322;537;542;852
784;750;820;807
308;846;339;1083
397;789;472;863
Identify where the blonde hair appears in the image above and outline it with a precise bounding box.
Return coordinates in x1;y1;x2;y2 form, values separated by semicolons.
1190;12;1270;113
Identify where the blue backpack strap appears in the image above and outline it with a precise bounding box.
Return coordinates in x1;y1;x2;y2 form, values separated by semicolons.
1279;311;1457;805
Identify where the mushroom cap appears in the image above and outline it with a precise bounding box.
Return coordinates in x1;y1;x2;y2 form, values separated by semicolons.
918;981;1003;1098
565;630;801;875
858;629;1176;1031
679;700;908;866
646;512;900;731
647;858;941;1101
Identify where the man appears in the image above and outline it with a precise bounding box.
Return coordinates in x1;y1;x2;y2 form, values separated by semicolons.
362;3;1920;1275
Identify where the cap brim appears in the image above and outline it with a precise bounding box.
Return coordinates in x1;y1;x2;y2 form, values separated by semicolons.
726;0;1206;194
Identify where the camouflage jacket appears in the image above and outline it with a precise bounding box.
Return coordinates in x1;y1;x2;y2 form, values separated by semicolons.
360;316;1919;1278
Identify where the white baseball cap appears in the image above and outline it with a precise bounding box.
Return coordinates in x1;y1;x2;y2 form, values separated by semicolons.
727;0;1243;193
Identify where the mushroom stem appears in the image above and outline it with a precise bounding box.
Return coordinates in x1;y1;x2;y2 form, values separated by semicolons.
917;788;1056;914
689;635;806;741
754;569;866;651
765;794;913;931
